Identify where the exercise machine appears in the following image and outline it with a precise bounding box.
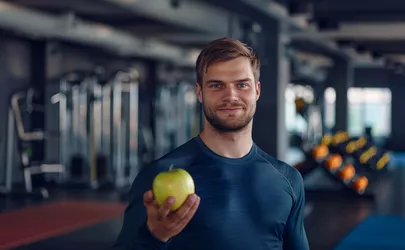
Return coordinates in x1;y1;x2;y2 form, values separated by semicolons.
103;68;140;189
155;81;199;158
0;88;65;198
54;70;105;189
54;68;141;190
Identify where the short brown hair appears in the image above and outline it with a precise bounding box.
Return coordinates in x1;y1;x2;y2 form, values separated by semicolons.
195;37;260;85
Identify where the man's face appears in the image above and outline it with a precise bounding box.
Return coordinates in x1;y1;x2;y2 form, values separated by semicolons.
196;57;260;133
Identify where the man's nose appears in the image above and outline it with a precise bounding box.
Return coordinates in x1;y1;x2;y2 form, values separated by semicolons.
222;85;239;102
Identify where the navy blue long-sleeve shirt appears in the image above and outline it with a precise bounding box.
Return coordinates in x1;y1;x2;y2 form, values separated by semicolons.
113;136;309;250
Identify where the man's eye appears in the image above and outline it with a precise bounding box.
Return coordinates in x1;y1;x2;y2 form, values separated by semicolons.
238;83;247;88
211;84;221;88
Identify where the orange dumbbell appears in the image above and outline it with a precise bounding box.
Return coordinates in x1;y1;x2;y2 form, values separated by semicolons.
312;144;329;160
325;154;343;171
353;176;369;193
338;164;356;181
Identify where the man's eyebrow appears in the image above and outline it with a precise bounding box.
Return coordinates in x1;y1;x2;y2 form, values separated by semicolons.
206;78;252;84
206;79;223;84
234;78;253;83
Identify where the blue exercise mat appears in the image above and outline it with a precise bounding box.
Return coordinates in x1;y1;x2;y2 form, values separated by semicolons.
390;152;405;169
334;215;405;250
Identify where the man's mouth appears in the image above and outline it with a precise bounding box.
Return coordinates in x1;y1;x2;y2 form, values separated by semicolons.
218;107;243;110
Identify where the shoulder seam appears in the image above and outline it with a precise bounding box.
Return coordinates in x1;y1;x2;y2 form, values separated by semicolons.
255;151;298;203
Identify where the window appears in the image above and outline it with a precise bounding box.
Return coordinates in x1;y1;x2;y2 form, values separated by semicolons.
285;84;314;133
324;87;336;130
347;88;391;137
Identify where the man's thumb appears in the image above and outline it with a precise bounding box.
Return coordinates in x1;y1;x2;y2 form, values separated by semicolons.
143;190;155;206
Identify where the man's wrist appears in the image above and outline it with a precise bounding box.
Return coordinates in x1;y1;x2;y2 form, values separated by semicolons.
139;221;171;248
146;221;170;243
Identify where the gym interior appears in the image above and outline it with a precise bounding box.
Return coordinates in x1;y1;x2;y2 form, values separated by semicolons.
0;0;404;249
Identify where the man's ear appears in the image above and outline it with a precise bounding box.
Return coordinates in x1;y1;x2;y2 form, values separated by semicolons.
196;82;203;103
256;81;261;101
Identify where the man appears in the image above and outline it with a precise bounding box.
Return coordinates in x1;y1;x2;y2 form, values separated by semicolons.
113;37;309;250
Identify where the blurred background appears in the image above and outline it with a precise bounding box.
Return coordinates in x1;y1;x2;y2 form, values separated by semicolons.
0;0;404;249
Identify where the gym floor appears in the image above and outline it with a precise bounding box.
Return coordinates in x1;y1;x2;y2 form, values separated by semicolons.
1;167;404;250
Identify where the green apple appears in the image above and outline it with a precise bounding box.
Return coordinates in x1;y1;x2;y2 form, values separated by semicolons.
152;165;195;211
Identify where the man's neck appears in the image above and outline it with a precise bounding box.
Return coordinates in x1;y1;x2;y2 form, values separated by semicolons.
199;122;253;159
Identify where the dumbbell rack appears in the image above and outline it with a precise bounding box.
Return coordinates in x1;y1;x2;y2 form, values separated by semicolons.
330;136;390;173
295;131;391;199
313;153;373;197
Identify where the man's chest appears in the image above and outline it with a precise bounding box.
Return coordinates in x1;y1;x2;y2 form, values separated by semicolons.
185;164;294;232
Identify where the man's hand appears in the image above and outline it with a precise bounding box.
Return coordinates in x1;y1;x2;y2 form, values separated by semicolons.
143;190;200;242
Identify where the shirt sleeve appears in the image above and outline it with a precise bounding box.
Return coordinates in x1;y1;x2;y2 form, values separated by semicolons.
112;166;171;250
283;169;310;250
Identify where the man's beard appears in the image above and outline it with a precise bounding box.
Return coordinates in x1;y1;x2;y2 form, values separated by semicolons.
202;101;255;133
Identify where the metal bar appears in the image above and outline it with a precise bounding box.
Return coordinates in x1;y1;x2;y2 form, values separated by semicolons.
101;84;112;182
11;91;45;141
129;80;140;181
24;169;32;193
5;108;15;191
0;1;197;65
112;81;123;188
99;0;230;34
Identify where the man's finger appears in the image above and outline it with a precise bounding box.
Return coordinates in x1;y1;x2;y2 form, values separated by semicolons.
171;194;198;221
174;196;200;230
143;190;154;206
157;196;176;221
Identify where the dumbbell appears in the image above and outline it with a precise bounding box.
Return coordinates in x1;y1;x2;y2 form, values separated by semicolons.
358;147;390;171
337;164;356;182
332;131;350;145
350;139;375;159
336;135;388;171
324;154;355;179
351;176;369;194
345;137;368;155
359;146;377;165
324;153;343;173
329;131;351;153
312;144;329;161
376;152;390;170
321;133;333;146
322;153;370;195
324;154;356;183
